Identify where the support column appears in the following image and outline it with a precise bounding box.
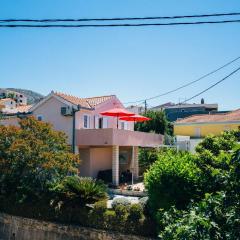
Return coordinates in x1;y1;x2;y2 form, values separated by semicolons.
112;145;119;186
132;146;139;180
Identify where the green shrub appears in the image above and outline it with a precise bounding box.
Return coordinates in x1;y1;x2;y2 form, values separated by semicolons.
51;176;107;207
128;203;143;222
145;150;202;211
158;192;227;240
111;197;131;209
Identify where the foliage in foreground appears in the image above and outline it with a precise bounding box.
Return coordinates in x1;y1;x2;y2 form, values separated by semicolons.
0;117;80;202
51;176;107;207
144;129;240;239
0;117;155;237
144;149;202;211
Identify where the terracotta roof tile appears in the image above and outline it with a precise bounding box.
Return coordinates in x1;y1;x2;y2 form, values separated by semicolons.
0;98;15;103
55;92;115;109
84;95;115;107
175;109;240;124
2;104;32;114
55;92;91;108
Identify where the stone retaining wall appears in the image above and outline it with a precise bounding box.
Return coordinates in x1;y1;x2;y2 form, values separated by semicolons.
0;213;155;240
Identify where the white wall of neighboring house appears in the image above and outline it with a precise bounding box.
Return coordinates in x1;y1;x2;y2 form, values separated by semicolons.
0;99;17;111
175;135;202;153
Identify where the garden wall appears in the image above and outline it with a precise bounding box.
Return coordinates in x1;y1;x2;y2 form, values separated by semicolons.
0;213;155;240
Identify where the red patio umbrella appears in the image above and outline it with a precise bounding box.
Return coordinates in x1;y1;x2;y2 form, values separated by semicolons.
119;114;151;123
100;108;135;128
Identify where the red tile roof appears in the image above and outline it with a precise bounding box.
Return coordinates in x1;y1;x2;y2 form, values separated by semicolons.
55;92;115;109
175;109;240;124
2;104;32;114
0;98;15;103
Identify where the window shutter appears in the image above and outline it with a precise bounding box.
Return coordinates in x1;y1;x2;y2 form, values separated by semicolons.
88;116;91;128
103;117;108;128
94;115;99;129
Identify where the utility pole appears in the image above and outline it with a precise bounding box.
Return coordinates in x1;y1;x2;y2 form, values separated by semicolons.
144;100;147;114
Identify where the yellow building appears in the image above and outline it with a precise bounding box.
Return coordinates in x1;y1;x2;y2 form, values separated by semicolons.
174;109;240;138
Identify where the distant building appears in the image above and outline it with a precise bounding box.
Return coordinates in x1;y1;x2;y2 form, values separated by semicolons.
0;98;16;111
173;109;240;152
126;105;144;114
0;89;27;106
151;100;220;122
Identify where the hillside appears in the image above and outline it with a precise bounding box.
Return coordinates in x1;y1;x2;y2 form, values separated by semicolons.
6;88;44;104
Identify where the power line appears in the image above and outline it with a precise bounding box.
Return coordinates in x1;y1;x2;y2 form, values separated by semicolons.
123;56;240;104
1;12;240;23
1;19;240;28
180;66;240;104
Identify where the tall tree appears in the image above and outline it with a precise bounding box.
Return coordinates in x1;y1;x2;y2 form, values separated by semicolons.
135;110;172;135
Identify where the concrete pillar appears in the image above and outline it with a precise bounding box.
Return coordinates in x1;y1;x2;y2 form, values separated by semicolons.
112;145;119;185
132;146;139;180
75;146;79;155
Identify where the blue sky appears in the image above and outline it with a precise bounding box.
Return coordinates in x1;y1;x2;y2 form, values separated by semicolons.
0;0;240;110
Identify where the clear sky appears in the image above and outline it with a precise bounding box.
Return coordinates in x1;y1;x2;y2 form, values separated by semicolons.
0;0;240;110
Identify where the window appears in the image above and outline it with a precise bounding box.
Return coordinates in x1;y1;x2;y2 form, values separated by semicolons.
224;125;230;131
83;115;90;128
99;117;103;129
37;115;43;121
120;121;128;130
98;117;108;129
194;128;201;138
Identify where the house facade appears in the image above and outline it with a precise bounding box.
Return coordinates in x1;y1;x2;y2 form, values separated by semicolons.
28;91;163;185
174;109;240;152
0;89;27;106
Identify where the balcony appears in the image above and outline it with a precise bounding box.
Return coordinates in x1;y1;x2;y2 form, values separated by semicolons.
76;128;163;147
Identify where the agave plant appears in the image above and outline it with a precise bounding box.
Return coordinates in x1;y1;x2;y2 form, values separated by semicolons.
51;175;107;207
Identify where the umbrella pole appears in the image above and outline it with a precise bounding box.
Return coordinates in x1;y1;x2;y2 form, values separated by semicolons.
117;116;119;129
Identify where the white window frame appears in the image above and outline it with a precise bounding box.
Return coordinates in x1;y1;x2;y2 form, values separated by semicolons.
83;115;91;129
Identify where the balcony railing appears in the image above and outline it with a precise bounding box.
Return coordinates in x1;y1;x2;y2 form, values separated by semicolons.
76;128;163;147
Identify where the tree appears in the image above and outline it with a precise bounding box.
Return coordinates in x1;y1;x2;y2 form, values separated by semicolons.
135;110;172;135
0;117;80;202
144;150;202;211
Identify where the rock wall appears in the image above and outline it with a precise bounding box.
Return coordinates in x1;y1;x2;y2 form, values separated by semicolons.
0;213;155;240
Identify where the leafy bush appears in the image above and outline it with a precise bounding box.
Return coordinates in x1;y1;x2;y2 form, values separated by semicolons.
158;192;229;240
145;150;202;211
0;117;80;202
128;203;143;222
111;197;131;209
51;176;107;207
139;148;159;170
135;110;171;135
